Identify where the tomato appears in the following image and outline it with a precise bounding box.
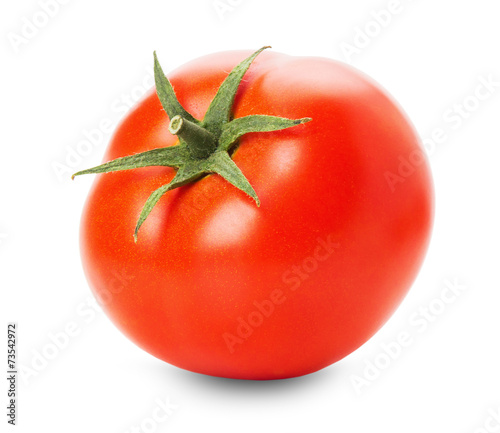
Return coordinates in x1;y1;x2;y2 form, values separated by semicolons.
77;48;433;380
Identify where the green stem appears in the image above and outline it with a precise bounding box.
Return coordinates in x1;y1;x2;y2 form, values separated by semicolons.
169;115;217;159
74;47;313;242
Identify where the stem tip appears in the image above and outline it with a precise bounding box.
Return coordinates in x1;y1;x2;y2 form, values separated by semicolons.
168;115;184;135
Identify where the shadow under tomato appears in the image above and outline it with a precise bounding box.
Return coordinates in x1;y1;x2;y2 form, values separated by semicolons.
161;362;343;396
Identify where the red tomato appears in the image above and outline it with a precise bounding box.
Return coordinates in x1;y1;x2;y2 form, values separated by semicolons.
78;49;433;379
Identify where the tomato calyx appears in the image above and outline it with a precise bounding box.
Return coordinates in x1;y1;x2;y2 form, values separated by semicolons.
73;46;311;242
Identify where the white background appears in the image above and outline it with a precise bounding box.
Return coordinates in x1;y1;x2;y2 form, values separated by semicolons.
1;0;500;432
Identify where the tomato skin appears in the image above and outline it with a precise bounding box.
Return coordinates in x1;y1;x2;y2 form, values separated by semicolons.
80;50;433;379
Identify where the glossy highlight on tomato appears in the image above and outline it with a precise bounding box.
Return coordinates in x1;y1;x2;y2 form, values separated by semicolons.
77;47;433;380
